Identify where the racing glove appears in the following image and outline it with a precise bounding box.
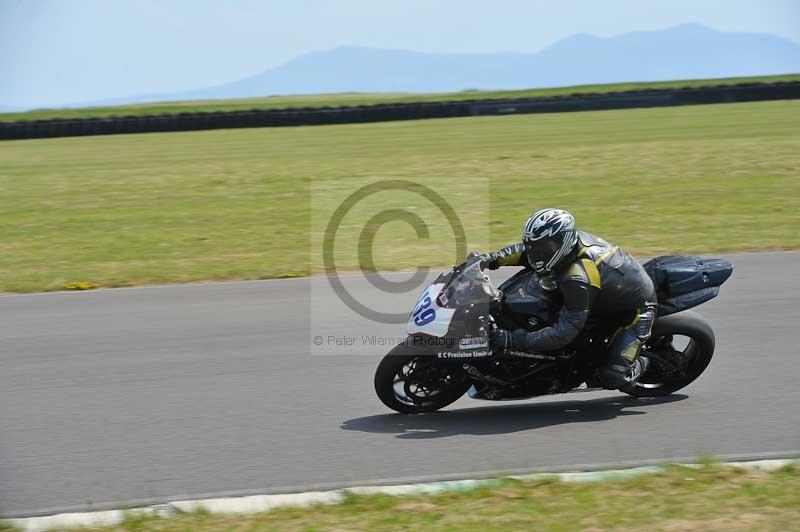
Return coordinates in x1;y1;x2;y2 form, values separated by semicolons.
480;252;501;270
491;328;527;350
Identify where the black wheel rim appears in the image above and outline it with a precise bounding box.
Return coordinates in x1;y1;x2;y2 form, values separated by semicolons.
636;334;696;390
392;357;462;408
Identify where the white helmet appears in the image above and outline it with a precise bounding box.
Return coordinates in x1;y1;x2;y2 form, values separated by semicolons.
522;208;578;273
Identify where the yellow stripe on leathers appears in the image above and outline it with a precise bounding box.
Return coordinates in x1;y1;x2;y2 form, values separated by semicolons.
497;252;522;267
581;259;601;288
620;340;641;362
593;246;619;266
574;245;617;287
565;259;601;288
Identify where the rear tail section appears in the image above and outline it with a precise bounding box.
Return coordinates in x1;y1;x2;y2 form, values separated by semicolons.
643;255;733;316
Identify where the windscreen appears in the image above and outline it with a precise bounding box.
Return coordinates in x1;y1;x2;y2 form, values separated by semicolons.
441;259;501;308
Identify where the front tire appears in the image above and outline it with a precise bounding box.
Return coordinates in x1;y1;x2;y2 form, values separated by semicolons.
374;343;471;414
623;310;715;398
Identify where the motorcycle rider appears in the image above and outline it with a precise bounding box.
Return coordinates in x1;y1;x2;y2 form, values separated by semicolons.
482;208;657;389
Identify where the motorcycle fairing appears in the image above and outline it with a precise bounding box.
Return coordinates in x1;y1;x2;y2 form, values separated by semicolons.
406;283;456;338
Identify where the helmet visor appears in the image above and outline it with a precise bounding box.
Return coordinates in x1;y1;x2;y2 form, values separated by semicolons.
524;236;563;271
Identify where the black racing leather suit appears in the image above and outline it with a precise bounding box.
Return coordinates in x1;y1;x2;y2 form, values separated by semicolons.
489;231;657;388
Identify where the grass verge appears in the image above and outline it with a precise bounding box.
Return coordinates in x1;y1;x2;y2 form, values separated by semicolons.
1;74;798;123
38;463;800;531
0;100;798;292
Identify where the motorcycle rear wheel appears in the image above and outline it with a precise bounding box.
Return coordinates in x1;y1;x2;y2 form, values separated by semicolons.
623;310;715;397
374;343;471;414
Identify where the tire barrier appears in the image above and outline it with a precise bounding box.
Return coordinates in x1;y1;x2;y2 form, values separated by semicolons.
2;81;798;141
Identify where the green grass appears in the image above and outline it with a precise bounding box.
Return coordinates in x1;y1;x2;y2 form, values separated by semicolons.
68;463;800;531
1;73;798;123
0;100;798;292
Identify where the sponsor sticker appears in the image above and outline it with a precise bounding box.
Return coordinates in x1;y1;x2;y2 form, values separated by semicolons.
437;350;492;359
458;337;489;350
437;291;449;307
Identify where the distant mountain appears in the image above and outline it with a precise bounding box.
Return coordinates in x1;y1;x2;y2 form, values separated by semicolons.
72;24;800;108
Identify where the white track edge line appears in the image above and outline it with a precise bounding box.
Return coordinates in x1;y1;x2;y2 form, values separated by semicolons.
8;458;798;532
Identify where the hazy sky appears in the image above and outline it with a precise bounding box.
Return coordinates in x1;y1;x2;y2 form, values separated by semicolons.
2;0;798;108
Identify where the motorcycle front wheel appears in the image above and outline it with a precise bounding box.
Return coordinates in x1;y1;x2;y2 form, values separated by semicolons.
374;343;471;414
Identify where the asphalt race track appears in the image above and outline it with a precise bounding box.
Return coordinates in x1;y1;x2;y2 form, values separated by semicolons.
1;252;798;517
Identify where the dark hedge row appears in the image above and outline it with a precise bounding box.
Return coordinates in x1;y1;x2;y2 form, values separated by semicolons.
2;82;798;141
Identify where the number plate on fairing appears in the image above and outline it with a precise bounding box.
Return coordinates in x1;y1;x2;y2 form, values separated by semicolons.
406;283;455;338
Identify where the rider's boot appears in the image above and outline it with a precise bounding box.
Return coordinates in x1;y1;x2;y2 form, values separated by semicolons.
599;306;655;390
598;353;649;389
598;353;635;389
629;355;649;382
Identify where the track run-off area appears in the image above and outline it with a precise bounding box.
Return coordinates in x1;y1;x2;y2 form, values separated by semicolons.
1;251;798;517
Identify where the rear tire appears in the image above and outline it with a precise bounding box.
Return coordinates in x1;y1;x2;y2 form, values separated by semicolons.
374;342;471;414
623;310;715;398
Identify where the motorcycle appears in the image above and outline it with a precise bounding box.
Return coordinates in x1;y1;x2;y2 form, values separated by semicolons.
374;252;733;414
